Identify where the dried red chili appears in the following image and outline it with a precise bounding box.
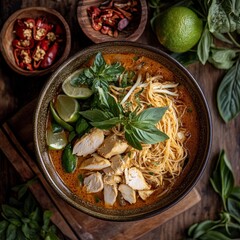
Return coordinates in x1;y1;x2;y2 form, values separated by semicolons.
12;16;65;71
87;0;139;37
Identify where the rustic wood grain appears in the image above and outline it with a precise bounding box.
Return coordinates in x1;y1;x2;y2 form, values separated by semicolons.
0;0;240;240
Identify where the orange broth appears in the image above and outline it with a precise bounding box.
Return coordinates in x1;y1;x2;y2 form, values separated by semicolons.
48;53;199;209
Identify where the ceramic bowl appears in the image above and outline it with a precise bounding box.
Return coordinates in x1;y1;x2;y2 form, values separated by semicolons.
0;7;71;76
77;0;148;43
34;42;212;221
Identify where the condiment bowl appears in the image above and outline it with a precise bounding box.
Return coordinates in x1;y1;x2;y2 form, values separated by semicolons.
77;0;148;43
34;41;212;221
0;7;71;76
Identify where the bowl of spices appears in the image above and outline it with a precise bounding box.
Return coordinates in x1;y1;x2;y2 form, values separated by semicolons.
0;7;71;76
77;0;148;43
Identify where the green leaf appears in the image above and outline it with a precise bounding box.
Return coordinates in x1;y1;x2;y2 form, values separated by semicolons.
80;109;112;122
171;51;199;66
91;117;121;129
24;193;37;215
209;48;238;69
125;130;142;150
62;144;77;173
75;118;89;135
42;210;52;233
210;150;234;210
199;230;232;240
136;107;168;124
68;131;77;142
208;0;240;33
93;52;106;69
120;71;135;87
29;207;41;222
0;220;8;235
229;186;240;200
52;123;63;133
197;23;213;64
6;223;17;240
1;204;22;219
212;32;233;45
22;222;38;239
217;57;240;122
227;197;240;219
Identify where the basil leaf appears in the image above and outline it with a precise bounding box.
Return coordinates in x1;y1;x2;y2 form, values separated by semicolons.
24;193;36;215
0;220;8;235
227;197;240;220
209;48;238;69
93;52;106;70
80;109;112;122
197;23;213;64
217;57;240;122
229;186;240;200
91;117;121;129
29;207;41;222
1;204;22;219
104;62;124;78
208;0;240;33
210;150;234;209
212;32;233;45
42;210;52;233
92;78;109;92
75;118;89;135
125;130;142;150
131;123;169;144
200;230;233;240
62;144;77;173
22;223;38;239
6;223;17;240
120;71;135;87
136;107;168;124
52;122;63;133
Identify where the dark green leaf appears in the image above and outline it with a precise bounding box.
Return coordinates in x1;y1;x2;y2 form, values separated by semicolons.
0;220;8;234
22;222;38;239
227;197;240;219
8;218;21;227
92;78;109;92
212;32;233;45
15;229;26;240
78;174;84;185
230;187;240;200
130;123;169;144
197;23;213;64
210;150;234;209
6;223;17;240
62;144;77;173
29;207;41;222
68;131;77;142
199;230;232;240
120;71;135;87
75;118;89;135
80;109;112;122
104;62;124;77
91;117;121;129
217;57;240;122
209;48;238;69
52;123;63;133
24;193;37;215
171;51;199;66
125;130;142;150
93;52;106;69
2;204;22;219
42;210;52;233
136;107;168;124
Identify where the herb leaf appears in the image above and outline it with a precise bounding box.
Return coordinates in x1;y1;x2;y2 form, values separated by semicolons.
217;57;240;122
125;129;142;150
80;109;113;122
91;117;121;129
210;150;234;210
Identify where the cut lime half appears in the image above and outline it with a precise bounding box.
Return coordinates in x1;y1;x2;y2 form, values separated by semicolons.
62;70;93;99
46;128;68;150
55;94;80;123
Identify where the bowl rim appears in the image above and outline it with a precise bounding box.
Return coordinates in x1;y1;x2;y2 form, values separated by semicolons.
77;0;148;43
34;41;212;221
0;6;71;76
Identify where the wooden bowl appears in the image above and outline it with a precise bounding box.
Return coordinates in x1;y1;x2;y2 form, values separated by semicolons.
0;7;71;77
77;0;148;43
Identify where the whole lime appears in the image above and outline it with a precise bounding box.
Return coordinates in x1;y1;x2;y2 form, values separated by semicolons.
155;6;203;53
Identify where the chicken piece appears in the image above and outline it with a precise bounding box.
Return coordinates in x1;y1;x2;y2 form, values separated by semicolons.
118;184;136;204
103;166;115;176
110;155;125;175
104;184;118;207
83;172;103;193
73;128;104;157
125;167;150;190
97;135;128;159
138;190;155;201
103;175;122;185
80;154;111;170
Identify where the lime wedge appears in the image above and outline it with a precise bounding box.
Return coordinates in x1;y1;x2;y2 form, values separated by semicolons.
50;102;74;131
62;71;93;99
46;127;68;150
55;94;80;123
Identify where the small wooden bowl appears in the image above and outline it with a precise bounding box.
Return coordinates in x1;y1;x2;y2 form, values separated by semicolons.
0;7;71;77
77;0;148;43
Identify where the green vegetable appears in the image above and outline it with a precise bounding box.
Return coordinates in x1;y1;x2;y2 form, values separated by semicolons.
0;178;60;240
186;150;240;239
75;117;89;135
62;144;77;173
70;52;124;92
217;57;240;122
80;90;169;150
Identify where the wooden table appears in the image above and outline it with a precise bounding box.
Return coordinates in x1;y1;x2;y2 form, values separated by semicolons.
0;1;239;240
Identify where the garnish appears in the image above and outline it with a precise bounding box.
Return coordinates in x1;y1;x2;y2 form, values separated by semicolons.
70;52;124;92
80;89;169;150
187;150;240;239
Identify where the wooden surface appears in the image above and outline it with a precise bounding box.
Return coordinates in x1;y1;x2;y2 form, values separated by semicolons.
0;1;240;240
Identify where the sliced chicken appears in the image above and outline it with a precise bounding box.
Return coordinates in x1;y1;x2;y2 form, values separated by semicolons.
125;167;150;190
110;155;125;175
103;166;115;176
138;190;155;201
118;184;136;204
104;184;118;207
103;175;122;185
73;128;104;157
97;135;128;159
80;154;111;170
83;172;103;193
